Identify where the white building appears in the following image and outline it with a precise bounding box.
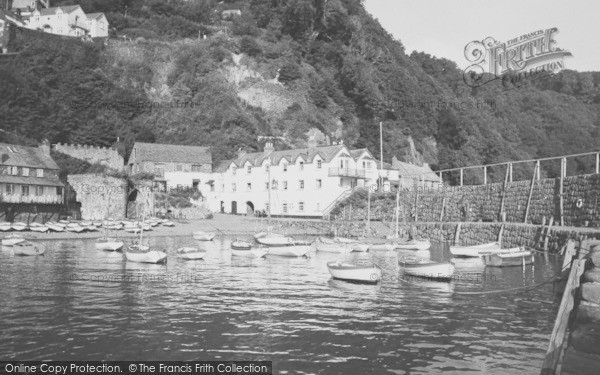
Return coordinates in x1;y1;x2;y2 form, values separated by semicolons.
27;5;108;38
205;141;385;218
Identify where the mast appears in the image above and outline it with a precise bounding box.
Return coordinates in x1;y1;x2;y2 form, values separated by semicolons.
395;189;400;238
380;121;384;189
268;161;271;219
366;187;371;234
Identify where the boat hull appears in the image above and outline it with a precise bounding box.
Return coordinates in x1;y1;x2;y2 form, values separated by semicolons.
369;244;395;251
256;236;294;246
125;249;167;263
327;262;381;283
177;251;206;260
351;244;370;252
2;235;25;246
232;248;267;258
13;242;45;256
266;245;311;257
483;251;534;267
316;243;351;253
193;232;215;241
395;240;431;251
450;242;501;257
403;262;455;280
95;240;124;251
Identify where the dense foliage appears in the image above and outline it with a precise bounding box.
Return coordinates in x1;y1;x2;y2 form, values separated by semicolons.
1;0;599;184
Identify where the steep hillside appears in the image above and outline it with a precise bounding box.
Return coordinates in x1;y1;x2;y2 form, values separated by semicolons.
1;0;599;184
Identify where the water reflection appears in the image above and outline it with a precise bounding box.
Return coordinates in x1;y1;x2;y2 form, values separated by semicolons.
0;237;560;373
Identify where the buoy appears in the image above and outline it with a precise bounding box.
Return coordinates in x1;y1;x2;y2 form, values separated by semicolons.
576;199;583;208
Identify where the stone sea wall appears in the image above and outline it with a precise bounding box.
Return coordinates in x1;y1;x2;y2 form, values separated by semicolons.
331;174;600;228
68;174;128;220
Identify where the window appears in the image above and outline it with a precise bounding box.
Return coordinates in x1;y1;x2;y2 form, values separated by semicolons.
340;160;344;169
56;187;63;196
176;164;183;172
283;163;288;172
299;180;304;190
210;184;215;192
36;186;43;196
247;183;252;191
22;168;29;177
11;166;18;175
36;169;44;177
362;161;366;169
6;184;13;194
265;203;269;213
299;202;304;211
265;182;270;190
247;165;252;174
154;163;164;175
232;166;237;175
317;160;322;169
316;179;322;189
232;183;237;192
192;165;202;172
265;164;270;172
283;203;288;213
283;181;288;190
21;186;29;196
299;161;304;170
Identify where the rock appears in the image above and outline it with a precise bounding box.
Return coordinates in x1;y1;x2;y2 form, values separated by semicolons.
561;347;600;375
591;252;600;268
581;283;600;304
583;268;600;283
570;323;600;355
577;301;600;323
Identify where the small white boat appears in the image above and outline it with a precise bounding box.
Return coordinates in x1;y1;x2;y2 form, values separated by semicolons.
58;220;70;224
327;262;382;283
46;223;65;232
450;242;502;257
2;234;26;246
124;226;141;233
351;243;370;252
0;224;11;232
30;225;49;233
316;242;352;253
482;249;534;267
177;246;205;260
83;225;98;232
107;224;123;230
65;225;85;233
92;221;103;226
13;241;45;256
125;244;167;263
193;231;216;241
255;235;295;246
318;237;336;244
232;248;268;258
334;237;359;244
95;238;124;251
401;260;455;280
265;244;312;257
163;221;175;227
11;223;28;231
369;243;396;251
231;240;253;250
394;239;431;251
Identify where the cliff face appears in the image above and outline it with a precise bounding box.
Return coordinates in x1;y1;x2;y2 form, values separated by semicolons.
0;0;599;179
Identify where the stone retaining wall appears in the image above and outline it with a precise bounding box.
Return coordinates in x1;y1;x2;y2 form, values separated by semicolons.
331;174;600;227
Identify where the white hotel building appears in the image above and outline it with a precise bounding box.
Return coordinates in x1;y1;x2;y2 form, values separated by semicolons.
205;140;396;218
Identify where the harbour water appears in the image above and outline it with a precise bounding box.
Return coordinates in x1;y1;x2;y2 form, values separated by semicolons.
0;237;561;374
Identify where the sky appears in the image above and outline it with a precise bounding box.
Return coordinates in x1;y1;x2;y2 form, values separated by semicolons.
364;0;599;72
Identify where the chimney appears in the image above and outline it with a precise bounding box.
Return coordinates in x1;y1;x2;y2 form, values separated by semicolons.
307;136;317;149
264;142;274;154
1;153;8;163
325;135;331;146
237;148;247;158
39;139;50;155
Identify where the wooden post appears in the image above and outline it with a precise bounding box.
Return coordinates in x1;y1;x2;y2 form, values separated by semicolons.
561;240;576;270
541;249;587;375
483;166;487;185
440;197;446;221
524;161;539;224
596;152;599;174
497;224;504;247
559;158;565;226
438;171;442;184
414;190;419;222
543;216;554;252
454;223;461;246
499;165;510;221
537;160;541;180
460;168;464;186
509;163;513;182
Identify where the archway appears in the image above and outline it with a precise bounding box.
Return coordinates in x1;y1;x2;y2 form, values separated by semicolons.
220;201;225;214
231;201;237;214
246;201;254;216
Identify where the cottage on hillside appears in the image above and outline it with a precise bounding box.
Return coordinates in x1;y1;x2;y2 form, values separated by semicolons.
27;5;108;38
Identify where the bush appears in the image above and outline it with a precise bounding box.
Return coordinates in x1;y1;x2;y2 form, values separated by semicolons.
278;62;302;83
240;36;262;57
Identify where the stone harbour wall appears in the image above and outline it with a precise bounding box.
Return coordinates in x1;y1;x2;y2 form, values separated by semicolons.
331;174;600;228
54;143;124;171
68;174;128;220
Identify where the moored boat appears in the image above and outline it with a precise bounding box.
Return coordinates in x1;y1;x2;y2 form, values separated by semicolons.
450;242;502;257
1;234;26;246
327;262;382;283
177;246;206;260
30;225;49;233
193;231;216;241
46;223;65;232
351;243;370;252
401;260;455;280
394;239;431;251
0;223;11;231
369;243;396;251
265;243;312;257
95;238;124;251
315;242;351;253
232;247;268;258
11;223;28;231
231;240;253;250
482;249;534;267
13;241;45;256
125;244;167;263
163;221;175;227
65;225;85;233
255;234;294;246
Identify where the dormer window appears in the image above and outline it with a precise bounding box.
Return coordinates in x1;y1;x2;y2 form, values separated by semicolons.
247;165;251;174
232;166;237;175
283;163;288;172
317;160;322;169
299;161;304;171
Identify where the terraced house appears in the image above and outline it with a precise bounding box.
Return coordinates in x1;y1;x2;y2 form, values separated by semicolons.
206;139;387;218
0;141;64;207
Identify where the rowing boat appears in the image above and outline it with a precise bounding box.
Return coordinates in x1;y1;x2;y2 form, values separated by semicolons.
193;231;216;241
13;241;45;256
394;239;431;250
1;234;25;246
449;242;501;257
401;260;455;280
177;247;206;260
125;244;167;263
95;238;124;251
482;249;534;267
327;262;382;283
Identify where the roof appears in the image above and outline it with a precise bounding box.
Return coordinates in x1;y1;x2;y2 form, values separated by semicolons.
0;175;63;187
392;159;440;182
0;143;59;169
130;143;212;165
214;145;348;173
37;5;82;16
11;0;36;10
86;12;106;20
